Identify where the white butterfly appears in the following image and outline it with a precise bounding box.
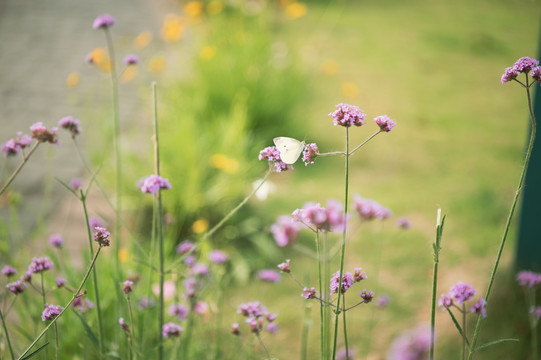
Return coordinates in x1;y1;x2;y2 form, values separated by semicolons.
273;137;305;164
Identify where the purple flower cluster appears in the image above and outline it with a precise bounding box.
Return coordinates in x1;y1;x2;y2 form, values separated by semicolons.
41;304;64;321
58;116;82;139
352;194;391;220
138;297;155;310
93;226;111;247
140;174;172;195
119;317;130;332
359;289;375;303
270;215;300;247
330;271;354;295
2;265;17;277
70;178;83;191
28;257;54;274
397;217;412;229
259;146;293;172
292;199;346;232
439;282;487;318
329;103;366;127
6;280;27;294
501;56;541;84
72;297;95;313
257;269;281;283
2;132;32;157
49;234;63;248
123;54;140;65
387;325;431;360
374;115;396;132
55;277;67;288
176;240;196;255
162;322;183;338
169;303;189;321
123;280;134;294
375;294;390;308
516;270;541;288
277;259;291;273
236;301;277;334
30;122;58;144
470;297;487;318
208;249;229;264
354;267;367;282
93;14;116;30
302;143;319;165
302;287;316;299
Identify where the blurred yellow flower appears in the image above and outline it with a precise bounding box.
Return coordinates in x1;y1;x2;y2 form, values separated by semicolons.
88;48;111;73
135;31;152;49
65;72;79;88
118;248;129;263
161;14;184;42
211;153;239;174
149;56;166;73
206;1;223;15
200;46;217;61
285;2;307;19
120;66;138;83
341;82;359;99
192;218;209;234
321;60;339;75
184;1;203;18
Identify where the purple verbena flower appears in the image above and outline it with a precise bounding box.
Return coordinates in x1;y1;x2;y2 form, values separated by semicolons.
438;293;453;309
138;297;155;310
93;14;116;30
93;226;111;247
140;174;172;195
2;265;17;277
162;322;183;338
123;54;140;65
330;271;354;295
516;270;541;288
192;263;209;276
530;66;541;83
354;267;367;282
277;259;291;273
88;216;104;229
49;234;63;248
41;304;64;321
231;323;240;335
55;277;67;288
193;301;209;315
293;201;345;232
329;103;366;127
1;139;20;156
301;287;316;299
28;257;54;274
352;194;389;220
470;297;487;318
270;215;300;247
6;280;27;294
449;282;476;304
184;255;197;267
397;217;412;229
257;269;281;283
72;297;94;313
266;322;279;333
119;317;130;332
123;280;134;294
69;178;83;191
374;115;396;132
513;56;539;73
387;325;431;360
176;240;196;255
501;66;520;83
259;146;293;172
58;116;82;139
30;122;58;144
237;301;267;318
17;132;32;148
375;294;390;308
359;289;375;303
209;249;229;264
335;347;356;360
169;304;189;321
302;143;318;165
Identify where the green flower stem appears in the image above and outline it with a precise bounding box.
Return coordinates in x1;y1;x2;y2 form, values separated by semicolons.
332;127;350;360
0;308;15;360
323;233;330;360
255;332;272;360
315;230;324;360
81;190;105;358
467;75;537;360
462;304;467;360
104;27;122;270
17;247;103;360
348;130;381;156
54;322;59;360
430;210;445;360
0;141;40;197
127;294;137;360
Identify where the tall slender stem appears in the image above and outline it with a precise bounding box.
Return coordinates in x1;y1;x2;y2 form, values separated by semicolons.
315;230;324;360
430;209;444;360
54;322;59;360
0;309;15;360
0;141;40;197
17;247;103;360
467;76;537;360
127;295;137;360
342;296;349;359
462;304;467;360
332;127;350;360
255;332;271;359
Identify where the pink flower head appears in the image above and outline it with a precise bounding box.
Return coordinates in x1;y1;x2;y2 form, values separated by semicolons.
123;280;134;294
352;194;389;220
169;304;189;321
516;270;541;288
209;249;229;264
58;116;82;139
330;271;354;295
375;294;390;308
374;115;396;132
2;139;20;156
301;287;316;299
501;66;520;84
176;240;196;255
397;217;412;229
325;199;346;231
530;66;541;83
28;257;54;274
162;322;183;338
449;282;476;304
438;293;453;308
123;54;140;65
49;233;63;248
354;267;367;282
93;14;116;30
359;289;375;303
470;297;487;318
192;263;209;276
237;301;267;318
55;277;67;288
69;178;83;191
93;227;111;247
119;317;130;332
30;122;58;144
17;132;32;147
152;280;176;301
266;322;279;333
277;259;290;273
2;265;17;277
270;215;300;247
140;174;172;195
302;143;318;165
329;103;366;127
293;201;345;233
231;323;240;335
88;216;104;229
257;269;281;283
138;297;155;310
41;304;64;321
513;56;539;73
387;325;431;360
6;280;27;294
259;146;293;172
193;301;209;315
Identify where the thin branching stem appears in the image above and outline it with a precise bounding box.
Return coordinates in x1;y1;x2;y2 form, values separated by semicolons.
0;308;15;360
0;141;40;197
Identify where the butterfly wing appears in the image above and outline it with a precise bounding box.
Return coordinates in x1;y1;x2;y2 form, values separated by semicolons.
273;137;305;164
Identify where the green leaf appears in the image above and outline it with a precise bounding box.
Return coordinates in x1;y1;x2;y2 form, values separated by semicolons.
474;338;519;351
20;342;49;360
71;308;99;351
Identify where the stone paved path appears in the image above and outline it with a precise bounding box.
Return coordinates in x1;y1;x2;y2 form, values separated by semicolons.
0;0;179;255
